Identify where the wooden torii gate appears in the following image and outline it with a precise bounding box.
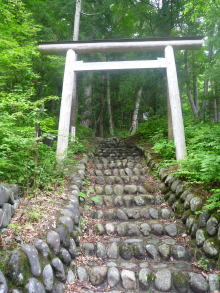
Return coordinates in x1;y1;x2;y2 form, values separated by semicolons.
39;37;203;161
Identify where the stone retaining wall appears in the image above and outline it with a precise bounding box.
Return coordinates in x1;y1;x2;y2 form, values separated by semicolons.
0;154;89;292
137;145;220;270
0;184;20;229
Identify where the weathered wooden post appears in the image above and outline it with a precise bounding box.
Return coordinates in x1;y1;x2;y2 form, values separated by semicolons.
56;49;77;161
165;45;187;160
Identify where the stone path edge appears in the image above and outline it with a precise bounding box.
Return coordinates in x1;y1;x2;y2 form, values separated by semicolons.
136;144;220;270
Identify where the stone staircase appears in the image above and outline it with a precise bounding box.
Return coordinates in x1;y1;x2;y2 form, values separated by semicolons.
75;138;219;293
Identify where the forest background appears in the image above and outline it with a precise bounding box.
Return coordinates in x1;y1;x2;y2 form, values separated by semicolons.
0;0;220;211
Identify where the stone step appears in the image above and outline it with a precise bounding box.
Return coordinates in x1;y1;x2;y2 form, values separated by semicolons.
90;206;173;221
89;167;147;177
94;156;141;163
87;184;156;196
89;175;148;185
80;237;192;262
88;194;164;208
75;263;215;293
93;161;147;170
94;221;183;238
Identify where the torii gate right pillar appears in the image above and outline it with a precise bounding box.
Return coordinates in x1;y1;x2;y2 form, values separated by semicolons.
165;45;187;160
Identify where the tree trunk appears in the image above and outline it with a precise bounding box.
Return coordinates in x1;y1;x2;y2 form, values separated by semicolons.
99;74;105;138
73;0;82;40
81;73;93;128
167;85;173;140
106;73;114;136
184;50;198;119
130;87;142;135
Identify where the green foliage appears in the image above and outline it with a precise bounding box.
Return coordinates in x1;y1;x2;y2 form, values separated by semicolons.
78;190;101;210
203;189;220;212
137;117;168;140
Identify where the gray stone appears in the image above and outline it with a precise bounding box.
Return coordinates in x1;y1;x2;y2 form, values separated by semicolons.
133;242;146;260
173;271;189;293
151;223;164;235
96;242;106;258
198;210;210;228
145;194;155;204
104;196;113;206
89;266;108;286
66;269;75;284
114;185;124;196
104;169;112;176
22;245;41;278
107;242;118;259
206;216;218;236
116;209;128;220
96;210;104;219
180;190;191;202
124;185;137;194
176;183;184;196
34;239;50;258
107;267;120;288
46;231;60;255
6;249;28;286
134;195;146;206
190;197;203;212
114;196;123;207
58;216;74;232
52;282;66;293
171;179;181;192
125;168;132;176
105;209;116;220
168;194;176;206
65;205;80;224
155;195;165;204
105;185;113;195
208;274;219;292
155;269;171;291
186;216;195;232
121;270;137;290
117;222;128;236
158;244;170;260
112;169;119;176
196;229;206;247
172;245;190;261
60;209;75;222
138;186;147;194
77;266;88;281
119;169;126;176
68;238;77;258
95;223;105;235
0;270;8;293
59;248;71;265
139;268;152;290
0;185;11;207
105;223;115;235
133;168;140;176
106;176;115;185
161;208;171;219
56;223;70;248
1;203;12;228
96;176;106;185
190;273;209;293
43;264;54;291
149;208;159;219
164;223;178;237
146;244;158;259
140;208;150;219
95;170;102;176
119;242;133;260
25;278;45;293
123;195;133;207
82;243;95;256
51;258;66;282
184;193;195;209
127;223;139;236
140;223;151;236
203;239;219;257
126;208;140;219
95;186;103;195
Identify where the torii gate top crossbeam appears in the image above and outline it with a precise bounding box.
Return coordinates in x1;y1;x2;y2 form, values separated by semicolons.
39;37;203;55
